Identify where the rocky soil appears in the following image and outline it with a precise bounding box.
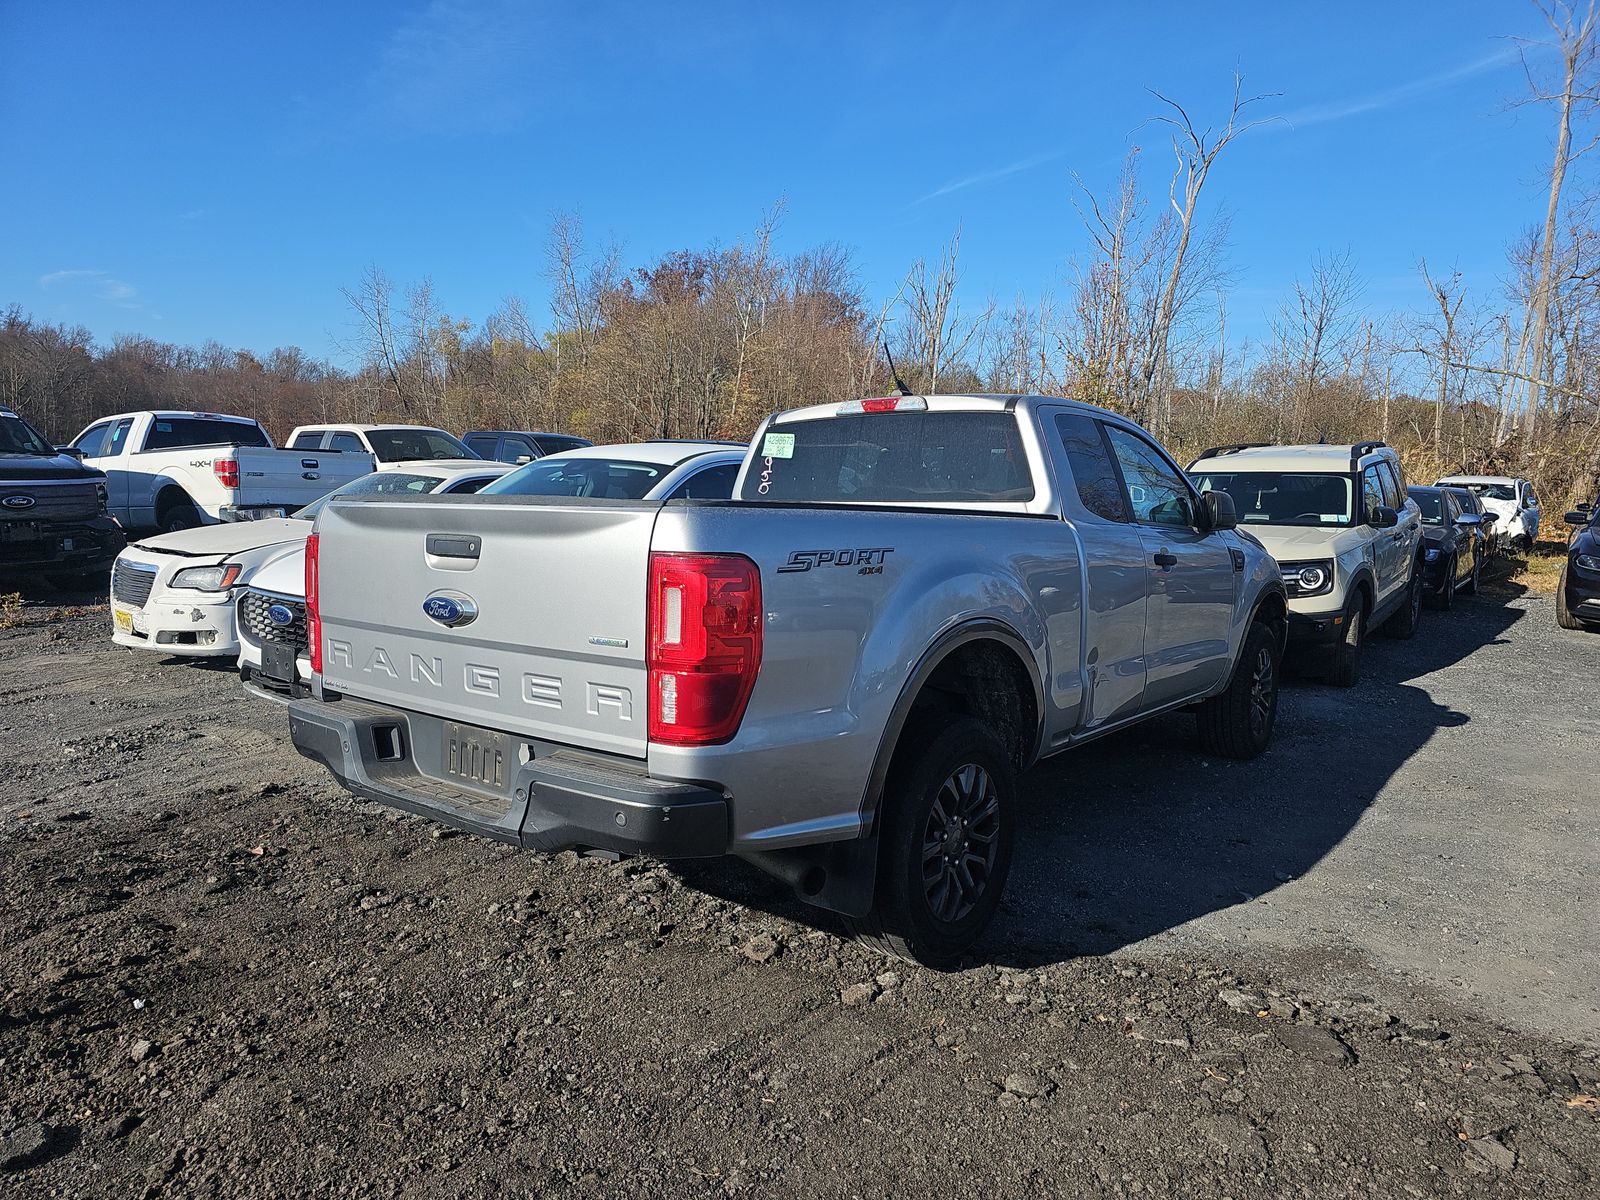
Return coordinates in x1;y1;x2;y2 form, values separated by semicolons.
1;583;1596;1197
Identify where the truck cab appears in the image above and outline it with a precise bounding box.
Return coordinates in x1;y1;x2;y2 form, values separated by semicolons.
286;424;481;469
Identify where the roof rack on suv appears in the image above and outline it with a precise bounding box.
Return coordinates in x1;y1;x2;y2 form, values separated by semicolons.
1186;443;1268;470
645;438;746;446
1349;440;1387;470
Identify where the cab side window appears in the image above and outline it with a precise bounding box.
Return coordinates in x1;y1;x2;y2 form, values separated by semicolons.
1361;467;1386;522
73;423;110;457
289;431;325;450
1375;461;1404;509
1054;413;1128;522
106;419;134;456
329;432;365;453
669;462;740;500
1103;425;1194;527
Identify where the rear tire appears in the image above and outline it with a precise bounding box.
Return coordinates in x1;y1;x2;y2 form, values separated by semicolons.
1385;563;1424;639
1196;620;1280;760
845;716;1016;968
1325;593;1365;688
158;497;202;534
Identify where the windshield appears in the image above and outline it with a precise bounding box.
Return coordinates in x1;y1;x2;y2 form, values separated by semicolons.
295;471;444;520
1190;471;1354;527
739;411;1034;503
1409;489;1445;525
0;413;57;456
480;457;668;500
1452;481;1516;502
365;428;476;462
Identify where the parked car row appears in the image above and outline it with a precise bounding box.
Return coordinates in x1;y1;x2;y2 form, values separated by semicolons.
9;393;1594;969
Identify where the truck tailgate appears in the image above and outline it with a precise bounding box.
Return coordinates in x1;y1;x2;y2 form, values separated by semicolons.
315;495;656;758
236;446;376;509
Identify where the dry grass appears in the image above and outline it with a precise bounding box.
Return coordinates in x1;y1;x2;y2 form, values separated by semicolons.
1487;540;1569;596
0;593;21;629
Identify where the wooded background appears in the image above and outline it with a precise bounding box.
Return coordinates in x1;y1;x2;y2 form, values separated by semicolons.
5;3;1600;513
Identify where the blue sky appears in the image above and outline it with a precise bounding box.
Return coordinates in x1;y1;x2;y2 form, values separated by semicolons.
0;1;1562;366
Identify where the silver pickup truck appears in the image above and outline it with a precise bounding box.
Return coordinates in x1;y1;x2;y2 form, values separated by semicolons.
289;395;1287;964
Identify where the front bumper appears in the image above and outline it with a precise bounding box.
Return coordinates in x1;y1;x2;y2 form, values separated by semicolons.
111;588;239;657
1286;606;1348;646
0;517;124;575
1567;566;1600;622
288;695;730;857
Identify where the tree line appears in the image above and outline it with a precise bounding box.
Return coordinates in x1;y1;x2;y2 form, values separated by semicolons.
4;1;1599;515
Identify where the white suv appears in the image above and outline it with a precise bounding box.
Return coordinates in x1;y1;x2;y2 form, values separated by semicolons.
1188;441;1425;686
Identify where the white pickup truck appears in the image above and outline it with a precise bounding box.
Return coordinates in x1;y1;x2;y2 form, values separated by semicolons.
284;424;482;470
69;411;376;532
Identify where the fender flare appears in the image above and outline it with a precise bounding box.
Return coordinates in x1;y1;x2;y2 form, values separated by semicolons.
857;617;1046;836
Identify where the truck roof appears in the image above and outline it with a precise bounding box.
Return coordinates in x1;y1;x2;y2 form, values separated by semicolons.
542;441;743;467
292;423;451;433
95;409;263;425
766;392;1128;427
1188;442;1393;474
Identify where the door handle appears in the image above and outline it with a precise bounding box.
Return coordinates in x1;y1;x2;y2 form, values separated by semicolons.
1153;551;1178;568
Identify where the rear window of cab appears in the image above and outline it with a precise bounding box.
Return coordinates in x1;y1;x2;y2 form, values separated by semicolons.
741;411;1034;504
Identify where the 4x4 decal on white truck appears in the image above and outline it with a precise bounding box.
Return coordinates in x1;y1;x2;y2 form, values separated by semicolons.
778;547;895;573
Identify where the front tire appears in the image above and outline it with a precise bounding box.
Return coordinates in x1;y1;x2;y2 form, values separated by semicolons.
1385;563;1424;639
1557;570;1585;630
1196;620;1281;759
1325;593;1366;688
846;717;1016;967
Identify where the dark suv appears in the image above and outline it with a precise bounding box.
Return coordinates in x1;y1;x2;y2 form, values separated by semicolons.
1558;500;1600;632
0;406;125;586
463;430;593;465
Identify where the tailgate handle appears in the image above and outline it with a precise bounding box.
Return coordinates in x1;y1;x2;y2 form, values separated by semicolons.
300;457;321;468
427;533;481;560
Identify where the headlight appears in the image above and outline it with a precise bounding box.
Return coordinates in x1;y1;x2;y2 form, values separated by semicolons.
1283;560;1333;597
95;482;108;512
1577;553;1600;572
171;563;243;591
1424;547;1441;561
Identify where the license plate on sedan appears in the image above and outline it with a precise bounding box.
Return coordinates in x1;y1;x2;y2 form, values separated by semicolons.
112;607;133;633
442;721;513;791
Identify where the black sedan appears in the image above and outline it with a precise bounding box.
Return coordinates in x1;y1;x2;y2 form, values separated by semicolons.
1557;501;1600;631
1407;485;1483;609
1441;485;1501;558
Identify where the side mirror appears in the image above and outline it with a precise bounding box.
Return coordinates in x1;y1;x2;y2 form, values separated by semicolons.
514;455;533;465
56;445;85;460
1455;512;1482;526
1566;509;1591;525
1369;505;1399;529
1201;490;1237;531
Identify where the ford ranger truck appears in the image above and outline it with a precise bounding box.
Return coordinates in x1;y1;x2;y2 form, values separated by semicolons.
1;406;125;585
69;410;377;532
289;395;1287;965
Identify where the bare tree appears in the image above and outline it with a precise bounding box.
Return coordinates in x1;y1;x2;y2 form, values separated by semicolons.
1416;261;1470;454
1138;72;1278;435
1507;0;1600;438
899;227;993;392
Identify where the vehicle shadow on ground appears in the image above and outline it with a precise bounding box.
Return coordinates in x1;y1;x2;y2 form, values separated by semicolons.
672;585;1531;969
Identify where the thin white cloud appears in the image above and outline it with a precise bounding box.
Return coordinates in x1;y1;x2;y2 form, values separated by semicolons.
1278;46;1520;130
917;150;1063;204
38;268;143;309
369;0;542;134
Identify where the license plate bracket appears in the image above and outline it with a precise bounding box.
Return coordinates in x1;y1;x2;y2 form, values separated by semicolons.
0;521;42;544
442;721;514;792
112;607;133;632
261;640;297;683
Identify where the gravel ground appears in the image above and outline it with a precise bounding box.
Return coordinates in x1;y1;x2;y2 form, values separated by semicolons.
1;573;1597;1197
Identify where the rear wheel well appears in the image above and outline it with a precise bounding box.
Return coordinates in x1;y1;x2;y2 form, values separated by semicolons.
155;486;195;519
900;639;1038;773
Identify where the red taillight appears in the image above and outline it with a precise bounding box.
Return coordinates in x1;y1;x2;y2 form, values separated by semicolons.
305;532;322;675
213;457;240;489
647;552;762;746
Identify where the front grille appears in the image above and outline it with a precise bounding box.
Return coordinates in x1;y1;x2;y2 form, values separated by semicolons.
111;560;158;607
237;589;307;651
0;481;100;521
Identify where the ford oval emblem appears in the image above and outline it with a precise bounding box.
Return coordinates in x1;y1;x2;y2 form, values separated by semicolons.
266;603;295;626
422;591;478;628
2;495;35;510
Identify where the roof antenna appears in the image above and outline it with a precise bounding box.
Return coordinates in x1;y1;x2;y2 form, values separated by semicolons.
882;342;913;397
